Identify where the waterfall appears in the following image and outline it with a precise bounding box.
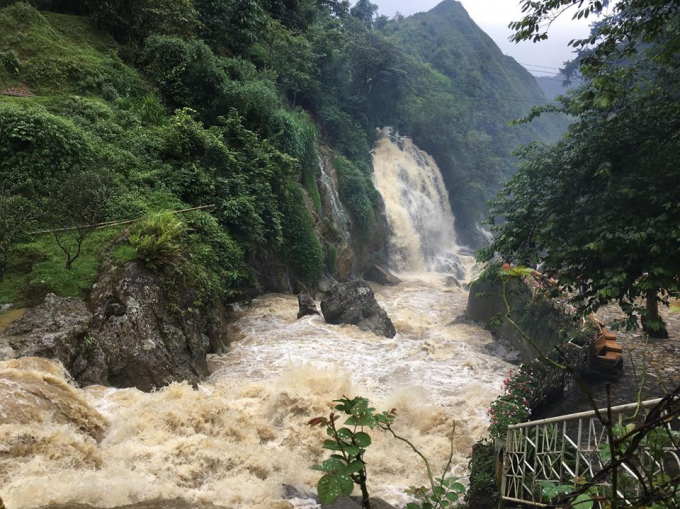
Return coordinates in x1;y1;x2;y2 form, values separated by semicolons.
372;127;467;278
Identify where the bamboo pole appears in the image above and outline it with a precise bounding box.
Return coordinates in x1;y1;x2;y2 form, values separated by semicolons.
29;204;216;236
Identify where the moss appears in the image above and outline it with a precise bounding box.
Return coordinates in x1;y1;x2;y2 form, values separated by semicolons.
332;155;377;237
110;244;137;265
302;169;321;213
281;182;323;285
325;243;337;275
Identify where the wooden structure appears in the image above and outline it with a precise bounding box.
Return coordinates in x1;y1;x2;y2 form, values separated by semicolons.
589;315;623;370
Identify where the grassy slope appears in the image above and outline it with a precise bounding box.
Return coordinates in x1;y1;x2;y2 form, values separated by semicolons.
0;5;143;95
0;6;144;305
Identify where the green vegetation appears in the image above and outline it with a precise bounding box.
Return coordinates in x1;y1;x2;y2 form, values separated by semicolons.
0;0;562;306
332;156;378;236
480;0;680;335
130;212;186;271
0;228;123;305
308;396;465;509
464;441;498;509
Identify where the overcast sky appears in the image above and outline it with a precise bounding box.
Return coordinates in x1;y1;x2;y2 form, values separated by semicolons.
370;0;593;75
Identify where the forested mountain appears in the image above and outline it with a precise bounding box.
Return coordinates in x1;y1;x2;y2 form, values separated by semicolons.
535;73;582;100
379;1;568;240
0;0;565;306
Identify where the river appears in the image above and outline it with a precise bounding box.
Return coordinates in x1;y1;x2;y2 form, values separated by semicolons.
0;129;511;508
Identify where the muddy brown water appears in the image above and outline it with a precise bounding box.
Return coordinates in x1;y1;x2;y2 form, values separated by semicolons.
0;275;513;509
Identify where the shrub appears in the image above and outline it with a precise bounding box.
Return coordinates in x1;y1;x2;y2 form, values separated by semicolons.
129;212;186;270
464;440;498;509
183;211;257;303
280;182;323;285
0;104;95;197
332;156;377;236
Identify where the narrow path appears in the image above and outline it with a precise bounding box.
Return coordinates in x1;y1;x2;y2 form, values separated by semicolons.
539;304;679;418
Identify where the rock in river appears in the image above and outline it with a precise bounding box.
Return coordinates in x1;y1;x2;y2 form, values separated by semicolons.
297;293;320;319
320;281;396;338
364;264;401;286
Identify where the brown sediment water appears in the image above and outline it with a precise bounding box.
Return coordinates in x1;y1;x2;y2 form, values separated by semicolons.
0;308;27;334
0;275;511;509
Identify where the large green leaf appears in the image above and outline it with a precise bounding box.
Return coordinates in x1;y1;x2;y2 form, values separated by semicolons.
317;475;342;505
310;458;345;473
572;493;593;509
353;432;372;447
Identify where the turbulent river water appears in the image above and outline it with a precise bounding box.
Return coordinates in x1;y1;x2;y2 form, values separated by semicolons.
0;129;511;509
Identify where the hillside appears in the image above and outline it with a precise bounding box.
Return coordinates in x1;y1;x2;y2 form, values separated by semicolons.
381;0;568;240
0;0;567;306
535;73;583;100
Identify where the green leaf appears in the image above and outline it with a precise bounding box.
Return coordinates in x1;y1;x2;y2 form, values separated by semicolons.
356;415;378;428
354;432;372;447
351;398;368;416
337;473;354;495
317;475;342;505
344;461;365;474
449;482;466;493
323;439;344;451
572;493;594;509
406;504;421;509
336;428;353;440
446;492;459;502
310;458;345;472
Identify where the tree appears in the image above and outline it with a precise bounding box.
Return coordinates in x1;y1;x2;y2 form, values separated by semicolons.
350;0;377;27
0;185;35;281
481;0;680;336
86;0;198;42
194;0;266;54
48;169;115;270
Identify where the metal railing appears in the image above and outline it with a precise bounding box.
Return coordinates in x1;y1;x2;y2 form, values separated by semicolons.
501;397;680;507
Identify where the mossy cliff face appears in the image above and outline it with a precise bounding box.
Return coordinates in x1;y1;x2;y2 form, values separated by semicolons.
466;277;580;363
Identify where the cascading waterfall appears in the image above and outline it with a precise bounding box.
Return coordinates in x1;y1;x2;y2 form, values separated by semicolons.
372;128;468;279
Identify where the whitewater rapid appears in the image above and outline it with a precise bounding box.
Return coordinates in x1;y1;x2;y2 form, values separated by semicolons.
0;275;511;509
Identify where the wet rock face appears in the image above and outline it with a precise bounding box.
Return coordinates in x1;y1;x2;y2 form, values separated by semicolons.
0;259;226;392
320;281;396;338
297;294;320;319
364;264;401;286
1;294;93;371
86;260;211;391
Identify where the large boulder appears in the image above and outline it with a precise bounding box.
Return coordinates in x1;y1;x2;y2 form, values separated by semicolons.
364;264;401;286
84;260;212;391
0;294;93;372
320;281;396;338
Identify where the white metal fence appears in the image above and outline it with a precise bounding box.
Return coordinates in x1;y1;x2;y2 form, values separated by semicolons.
501;398;680;507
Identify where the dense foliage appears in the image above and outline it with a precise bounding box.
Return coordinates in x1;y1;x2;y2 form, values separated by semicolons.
0;0;561;305
480;0;680;334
